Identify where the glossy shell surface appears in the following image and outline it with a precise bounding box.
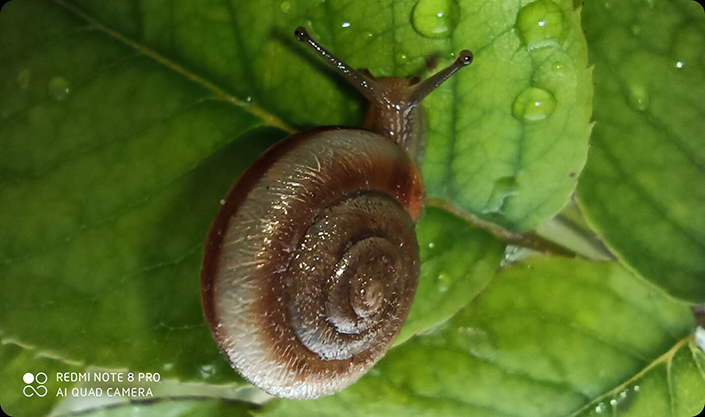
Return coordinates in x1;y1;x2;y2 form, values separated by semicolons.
201;127;423;398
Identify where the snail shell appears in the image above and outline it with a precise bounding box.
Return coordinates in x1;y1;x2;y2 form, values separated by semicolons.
201;27;472;399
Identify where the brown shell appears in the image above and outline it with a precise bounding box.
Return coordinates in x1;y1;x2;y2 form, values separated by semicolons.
201;127;424;399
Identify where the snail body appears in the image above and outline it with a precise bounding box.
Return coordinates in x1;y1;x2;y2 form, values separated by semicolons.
201;27;472;399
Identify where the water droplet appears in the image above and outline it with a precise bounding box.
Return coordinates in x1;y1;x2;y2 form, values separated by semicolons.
675;60;685;69
428;242;436;249
410;0;460;39
457;327;497;360
436;272;451;293
595;402;606;414
612;387;637;412
341;21;351;28
484;176;519;214
627;84;649;111
551;60;566;72
515;0;566;50
501;245;533;267
512;87;556;122
280;1;291;12
633;385;640;392
673;27;704;69
396;52;409;63
16;69;31;90
48;76;70;101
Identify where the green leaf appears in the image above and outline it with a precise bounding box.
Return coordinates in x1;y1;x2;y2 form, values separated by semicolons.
0;0;587;382
69;0;591;231
421;0;593;231
0;0;599;414
0;0;296;388
260;259;704;417
0;342;83;417
576;0;705;302
397;207;506;344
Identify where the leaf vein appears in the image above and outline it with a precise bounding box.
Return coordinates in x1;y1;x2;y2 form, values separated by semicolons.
51;0;294;134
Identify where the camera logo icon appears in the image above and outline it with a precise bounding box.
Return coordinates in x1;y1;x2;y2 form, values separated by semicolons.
23;372;47;397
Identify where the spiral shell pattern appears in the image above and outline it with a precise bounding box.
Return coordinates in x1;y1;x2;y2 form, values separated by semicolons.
201;127;423;399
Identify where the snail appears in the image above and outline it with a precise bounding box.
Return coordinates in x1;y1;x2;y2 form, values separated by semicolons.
201;26;472;399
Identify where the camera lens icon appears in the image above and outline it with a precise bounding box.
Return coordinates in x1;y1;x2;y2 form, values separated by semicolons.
23;372;47;397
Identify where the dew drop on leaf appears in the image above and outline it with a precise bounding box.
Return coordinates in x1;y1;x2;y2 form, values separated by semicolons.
484;175;519;215
614;387;637;412
675;60;685;69
512;87;556;122
436;272;451;293
410;0;459;39
627;84;649;111
396;52;409;64
515;0;565;50
48;76;70;101
551;60;567;72
673;27;704;68
595;402;606;414
501;245;533;267
279;1;291;13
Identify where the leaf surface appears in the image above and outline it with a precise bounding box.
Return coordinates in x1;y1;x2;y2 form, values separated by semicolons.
0;342;82;417
261;259;704;417
576;0;705;302
66;0;592;230
0;0;648;416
